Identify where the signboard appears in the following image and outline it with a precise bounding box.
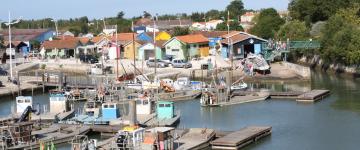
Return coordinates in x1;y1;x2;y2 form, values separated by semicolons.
6;48;15;56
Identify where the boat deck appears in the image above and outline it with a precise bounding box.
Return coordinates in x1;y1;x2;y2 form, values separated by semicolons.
219;92;270;106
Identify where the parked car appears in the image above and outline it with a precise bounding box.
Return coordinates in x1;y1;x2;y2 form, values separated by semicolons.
79;55;99;64
146;59;169;68
0;68;8;76
172;59;192;68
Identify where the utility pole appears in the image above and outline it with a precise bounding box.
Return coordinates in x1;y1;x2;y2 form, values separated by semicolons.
132;21;136;70
153;17;157;75
51;19;58;37
5;12;21;80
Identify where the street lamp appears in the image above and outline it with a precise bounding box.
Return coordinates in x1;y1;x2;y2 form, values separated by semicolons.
4;11;21;80
51;19;58;37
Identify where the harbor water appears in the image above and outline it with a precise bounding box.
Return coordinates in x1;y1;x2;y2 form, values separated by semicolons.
1;70;360;149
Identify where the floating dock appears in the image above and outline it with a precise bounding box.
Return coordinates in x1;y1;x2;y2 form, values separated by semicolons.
296;90;330;102
211;126;271;150
175;128;216;150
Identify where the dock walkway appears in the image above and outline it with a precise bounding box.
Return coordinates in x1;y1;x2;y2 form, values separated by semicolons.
211;126;271;150
175;128;215;150
296;90;330;102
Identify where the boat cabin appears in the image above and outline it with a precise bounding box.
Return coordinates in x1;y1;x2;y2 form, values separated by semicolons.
143;127;175;150
91;63;103;75
49;91;70;113
136;96;152;115
16;96;33;114
157;101;175;119
161;79;174;86
84;101;101;117
174;77;190;90
101;103;120;120
200;87;228;107
116;126;145;149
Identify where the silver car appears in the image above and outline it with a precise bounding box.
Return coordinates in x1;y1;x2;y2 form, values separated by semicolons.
146;59;169;68
172;59;192;68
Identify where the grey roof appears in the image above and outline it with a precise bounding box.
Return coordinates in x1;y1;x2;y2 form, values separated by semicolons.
136;18;192;30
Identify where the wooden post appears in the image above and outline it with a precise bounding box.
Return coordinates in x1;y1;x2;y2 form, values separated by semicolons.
17;71;21;96
42;70;45;93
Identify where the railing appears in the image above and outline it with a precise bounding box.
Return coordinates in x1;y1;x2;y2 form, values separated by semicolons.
261;40;321;61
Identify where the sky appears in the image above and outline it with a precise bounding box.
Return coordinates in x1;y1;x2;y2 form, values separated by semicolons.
0;0;289;21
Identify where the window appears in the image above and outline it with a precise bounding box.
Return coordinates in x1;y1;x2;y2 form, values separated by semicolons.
172;49;179;52
159;104;165;107
25;99;31;103
17;100;23;103
165;104;171;107
109;104;115;108
103;105;108;108
136;100;142;105
143;101;149;105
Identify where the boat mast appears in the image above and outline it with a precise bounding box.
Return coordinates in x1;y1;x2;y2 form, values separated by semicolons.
116;24;119;79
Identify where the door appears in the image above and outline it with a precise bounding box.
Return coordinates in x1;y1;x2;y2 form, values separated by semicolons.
144;49;155;60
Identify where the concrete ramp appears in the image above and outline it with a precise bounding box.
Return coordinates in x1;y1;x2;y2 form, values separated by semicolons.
13;63;39;73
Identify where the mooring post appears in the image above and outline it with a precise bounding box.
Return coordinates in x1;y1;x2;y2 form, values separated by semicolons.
42;70;45;93
17;71;21;96
129;99;137;126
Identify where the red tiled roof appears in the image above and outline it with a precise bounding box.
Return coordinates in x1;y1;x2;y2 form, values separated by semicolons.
42;39;80;49
176;34;208;44
221;34;250;44
78;37;91;45
191;31;229;38
113;33;138;41
91;36;108;43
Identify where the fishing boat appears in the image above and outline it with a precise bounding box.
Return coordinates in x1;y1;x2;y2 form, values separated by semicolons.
63;102;122;125
0;123;90;150
230;80;248;91
135;95;180;127
15;96;33;114
200;86;270;107
97;126;175;150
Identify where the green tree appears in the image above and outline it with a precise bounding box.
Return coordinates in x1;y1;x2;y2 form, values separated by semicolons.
172;27;190;36
143;11;152;18
277;20;309;40
117;11;125;19
205;10;222;20
288;0;357;24
226;0;245;20
190;12;206;22
250;8;285;39
216;22;244;31
320;5;360;65
30;40;41;50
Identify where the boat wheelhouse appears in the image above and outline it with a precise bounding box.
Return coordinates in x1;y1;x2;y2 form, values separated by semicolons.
49;90;70;113
16;96;33;114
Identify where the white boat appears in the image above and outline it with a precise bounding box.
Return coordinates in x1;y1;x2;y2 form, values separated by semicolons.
231;80;248;91
90;63;103;75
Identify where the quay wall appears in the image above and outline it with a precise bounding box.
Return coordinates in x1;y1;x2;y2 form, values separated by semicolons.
282;62;311;79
